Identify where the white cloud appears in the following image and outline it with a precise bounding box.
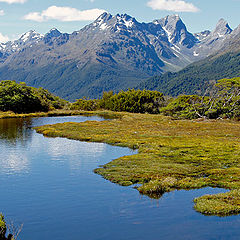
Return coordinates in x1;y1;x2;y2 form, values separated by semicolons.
0;32;9;42
0;0;26;3
147;0;199;12
24;6;106;22
0;10;4;16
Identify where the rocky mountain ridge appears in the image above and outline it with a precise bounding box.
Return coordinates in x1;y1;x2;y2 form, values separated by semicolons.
0;12;238;100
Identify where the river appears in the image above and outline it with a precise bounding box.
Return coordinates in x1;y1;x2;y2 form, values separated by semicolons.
0;116;239;240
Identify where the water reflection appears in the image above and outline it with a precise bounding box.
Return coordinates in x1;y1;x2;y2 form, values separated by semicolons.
0;118;33;146
46;138;106;158
0;152;29;175
0;115;106;176
45;138;107;171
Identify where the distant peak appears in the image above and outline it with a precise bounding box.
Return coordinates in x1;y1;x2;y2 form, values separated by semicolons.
114;13;138;29
95;12;112;22
154;14;184;29
217;18;228;25
50;28;58;31
115;13;133;19
45;28;62;38
48;28;61;34
19;30;42;43
213;18;232;36
21;30;36;36
164;14;181;22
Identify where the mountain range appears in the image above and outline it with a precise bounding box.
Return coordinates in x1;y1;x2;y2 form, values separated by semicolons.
0;12;239;100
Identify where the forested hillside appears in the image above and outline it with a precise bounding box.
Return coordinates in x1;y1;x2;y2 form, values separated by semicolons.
139;50;240;96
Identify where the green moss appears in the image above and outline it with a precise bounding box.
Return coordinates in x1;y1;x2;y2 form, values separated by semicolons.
35;111;240;216
138;177;177;196
194;190;240;216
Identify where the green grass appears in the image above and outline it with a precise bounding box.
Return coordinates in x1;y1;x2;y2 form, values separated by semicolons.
194;190;240;216
35;111;240;216
0;110;119;119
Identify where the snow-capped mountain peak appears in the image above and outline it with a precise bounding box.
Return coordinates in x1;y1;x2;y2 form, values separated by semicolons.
45;28;62;38
19;30;43;43
93;12;138;32
154;15;197;48
115;14;136;28
212;18;232;37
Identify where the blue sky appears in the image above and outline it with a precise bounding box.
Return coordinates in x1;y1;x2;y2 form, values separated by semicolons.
0;0;239;42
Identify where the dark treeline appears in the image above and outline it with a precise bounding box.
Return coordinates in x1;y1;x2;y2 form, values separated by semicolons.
0;80;67;113
71;77;240;119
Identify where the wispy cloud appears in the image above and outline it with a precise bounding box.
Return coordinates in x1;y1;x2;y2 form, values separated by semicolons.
24;6;106;22
147;0;199;12
0;0;26;3
0;10;5;16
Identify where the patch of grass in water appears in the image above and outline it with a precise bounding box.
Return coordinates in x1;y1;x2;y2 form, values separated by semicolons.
194;190;240;216
35;111;240;216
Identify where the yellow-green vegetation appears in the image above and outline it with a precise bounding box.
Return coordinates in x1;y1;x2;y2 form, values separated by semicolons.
0;214;6;240
194;190;240;216
0;109;117;120
35;111;240;216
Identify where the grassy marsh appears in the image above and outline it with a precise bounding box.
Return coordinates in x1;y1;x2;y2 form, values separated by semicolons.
35;111;240;216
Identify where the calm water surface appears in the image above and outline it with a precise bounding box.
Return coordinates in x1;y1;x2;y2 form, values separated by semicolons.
0;116;239;240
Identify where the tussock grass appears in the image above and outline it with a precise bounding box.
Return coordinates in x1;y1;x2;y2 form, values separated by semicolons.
194;190;240;216
35;111;240;216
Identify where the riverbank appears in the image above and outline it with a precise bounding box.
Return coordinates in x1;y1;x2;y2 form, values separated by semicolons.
35;111;240;216
0;110;120;120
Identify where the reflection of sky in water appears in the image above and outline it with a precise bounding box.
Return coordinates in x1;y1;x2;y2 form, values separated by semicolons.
30;134;107;172
44;138;106;158
0;115;107;175
0;152;29;174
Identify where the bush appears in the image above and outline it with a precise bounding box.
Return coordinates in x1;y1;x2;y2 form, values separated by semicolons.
0;80;67;113
99;89;166;114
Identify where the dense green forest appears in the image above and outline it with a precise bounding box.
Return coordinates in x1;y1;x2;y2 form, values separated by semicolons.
71;89;165;114
0;80;67;113
159;77;240;119
1;77;240;120
138;50;240;96
71;77;240;120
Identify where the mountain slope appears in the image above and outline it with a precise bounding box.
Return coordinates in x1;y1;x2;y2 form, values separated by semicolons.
0;12;237;100
139;48;240;96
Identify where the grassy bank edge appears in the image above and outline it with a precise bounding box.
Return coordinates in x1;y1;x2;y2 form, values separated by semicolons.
0;110;122;120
